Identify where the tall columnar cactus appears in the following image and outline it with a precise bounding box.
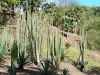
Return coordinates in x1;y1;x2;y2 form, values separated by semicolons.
49;35;62;71
77;28;88;71
0;31;6;61
11;41;18;75
15;8;45;65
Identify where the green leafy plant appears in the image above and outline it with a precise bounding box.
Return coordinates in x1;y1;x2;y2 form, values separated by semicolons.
17;50;29;70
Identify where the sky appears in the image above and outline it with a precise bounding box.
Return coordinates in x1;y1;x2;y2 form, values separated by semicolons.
48;0;100;6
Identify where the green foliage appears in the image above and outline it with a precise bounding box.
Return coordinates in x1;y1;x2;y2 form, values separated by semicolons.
86;18;100;50
19;0;46;12
17;50;29;69
0;13;5;25
42;3;56;14
0;0;18;10
92;7;100;16
63;18;74;32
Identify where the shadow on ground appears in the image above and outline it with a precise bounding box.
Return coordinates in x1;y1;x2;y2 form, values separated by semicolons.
87;67;100;75
17;68;41;75
0;66;41;75
0;72;9;75
0;69;41;75
7;68;41;75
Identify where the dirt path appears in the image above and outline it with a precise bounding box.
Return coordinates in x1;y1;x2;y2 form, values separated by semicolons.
0;60;87;75
60;62;86;75
88;50;100;62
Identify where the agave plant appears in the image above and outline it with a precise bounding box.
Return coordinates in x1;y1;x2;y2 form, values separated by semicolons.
17;50;29;70
61;44;70;61
62;68;69;75
40;60;51;75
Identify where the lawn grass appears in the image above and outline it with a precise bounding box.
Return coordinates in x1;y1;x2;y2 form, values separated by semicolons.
67;47;79;61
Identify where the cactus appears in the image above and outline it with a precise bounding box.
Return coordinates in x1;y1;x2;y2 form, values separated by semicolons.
11;41;18;75
0;36;6;61
77;28;88;71
49;35;62;71
15;9;45;66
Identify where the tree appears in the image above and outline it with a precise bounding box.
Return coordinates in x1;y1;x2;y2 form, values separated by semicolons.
42;3;56;13
19;0;46;12
92;7;100;16
0;0;18;10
